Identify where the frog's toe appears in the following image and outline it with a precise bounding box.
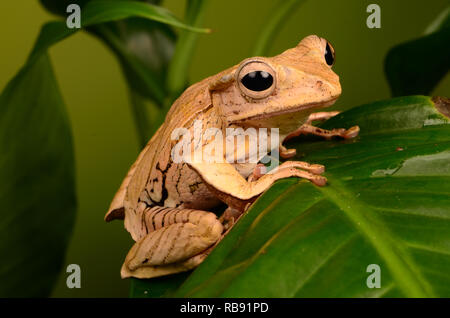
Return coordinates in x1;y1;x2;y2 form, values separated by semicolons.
280;149;296;159
343;125;360;139
309;174;327;186
309;164;325;174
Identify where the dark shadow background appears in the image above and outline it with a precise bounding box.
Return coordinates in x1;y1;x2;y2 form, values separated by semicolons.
0;0;448;297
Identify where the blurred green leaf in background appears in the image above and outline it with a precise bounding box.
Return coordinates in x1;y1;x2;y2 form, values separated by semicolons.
0;54;76;297
385;6;450;96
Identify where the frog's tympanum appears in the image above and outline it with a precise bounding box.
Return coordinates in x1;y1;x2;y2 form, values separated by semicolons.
106;35;360;279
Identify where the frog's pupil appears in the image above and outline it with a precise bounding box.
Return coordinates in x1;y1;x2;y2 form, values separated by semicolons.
325;43;334;66
241;71;273;91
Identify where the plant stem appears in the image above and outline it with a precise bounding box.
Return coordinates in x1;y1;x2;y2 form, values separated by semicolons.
94;24;167;147
129;89;152;147
165;0;210;108
252;0;306;56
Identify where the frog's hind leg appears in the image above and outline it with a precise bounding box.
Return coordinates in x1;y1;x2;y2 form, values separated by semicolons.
121;207;223;279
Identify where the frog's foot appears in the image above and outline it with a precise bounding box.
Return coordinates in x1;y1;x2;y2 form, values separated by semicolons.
271;160;327;186
247;163;267;182
295;124;360;140
280;112;356;158
219;206;243;231
246;161;326;186
280;144;297;159
283;123;359;146
121;207;223;279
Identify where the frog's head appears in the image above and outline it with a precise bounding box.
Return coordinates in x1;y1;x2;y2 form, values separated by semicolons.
210;35;341;134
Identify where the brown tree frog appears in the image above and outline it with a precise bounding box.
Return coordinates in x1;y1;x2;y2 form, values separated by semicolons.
105;35;359;279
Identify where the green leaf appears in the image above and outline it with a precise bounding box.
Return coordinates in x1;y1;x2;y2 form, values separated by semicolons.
40;0;209;33
252;0;306;56
385;9;450;96
161;95;449;297
0;54;76;297
39;1;165;16
423;6;450;35
130;272;190;298
81;1;210;33
39;0;92;16
31;0;208;64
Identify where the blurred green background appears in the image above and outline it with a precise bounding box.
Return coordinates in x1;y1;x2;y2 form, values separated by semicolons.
0;0;448;297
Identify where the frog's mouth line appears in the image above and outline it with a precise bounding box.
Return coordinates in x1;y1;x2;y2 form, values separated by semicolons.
234;96;339;122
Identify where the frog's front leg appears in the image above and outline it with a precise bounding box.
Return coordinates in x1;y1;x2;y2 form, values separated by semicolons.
249;161;324;181
190;161;326;212
220;160;320;230
121;207;223;279
280;112;360;159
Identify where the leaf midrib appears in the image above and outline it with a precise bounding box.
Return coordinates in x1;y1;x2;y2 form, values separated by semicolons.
291;234;359;297
371;206;450;221
319;176;436;297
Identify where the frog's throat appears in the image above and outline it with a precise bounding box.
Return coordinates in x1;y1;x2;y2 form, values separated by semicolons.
232;96;339;123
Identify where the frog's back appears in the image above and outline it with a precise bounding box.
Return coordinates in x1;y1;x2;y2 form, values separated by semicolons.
105;74;223;222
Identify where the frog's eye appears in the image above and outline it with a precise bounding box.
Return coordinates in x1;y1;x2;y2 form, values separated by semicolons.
241;71;273;91
237;60;276;99
324;41;335;66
